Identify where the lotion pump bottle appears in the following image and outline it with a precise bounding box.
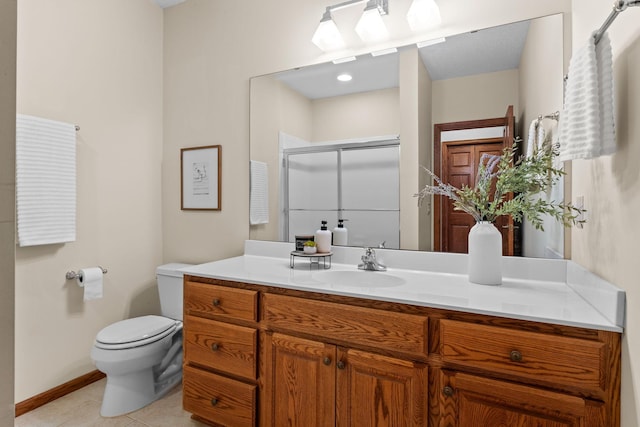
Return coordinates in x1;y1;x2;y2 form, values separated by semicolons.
314;220;332;253
333;219;348;246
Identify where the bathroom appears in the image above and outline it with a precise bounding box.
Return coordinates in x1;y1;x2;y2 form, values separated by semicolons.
0;0;638;425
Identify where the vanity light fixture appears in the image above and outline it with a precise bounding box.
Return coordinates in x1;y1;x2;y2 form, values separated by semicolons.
371;47;398;56
406;0;441;32
332;56;357;64
355;0;390;43
312;9;346;51
337;73;353;82
312;0;389;51
416;37;446;48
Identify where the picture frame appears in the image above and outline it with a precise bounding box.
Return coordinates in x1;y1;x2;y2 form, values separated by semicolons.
180;145;221;211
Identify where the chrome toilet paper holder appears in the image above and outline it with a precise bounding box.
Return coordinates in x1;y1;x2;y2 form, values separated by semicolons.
65;266;108;280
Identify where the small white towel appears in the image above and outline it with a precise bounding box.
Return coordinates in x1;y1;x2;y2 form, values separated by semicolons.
16;114;77;246
526;119;546;158
250;160;269;225
558;32;615;161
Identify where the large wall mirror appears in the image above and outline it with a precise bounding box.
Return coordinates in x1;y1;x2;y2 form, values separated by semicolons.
250;13;565;258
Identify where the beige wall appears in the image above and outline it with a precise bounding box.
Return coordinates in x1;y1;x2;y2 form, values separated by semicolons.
0;0;16;422
311;87;399;142
15;0;163;402
249;77;312;242
432;69;520;124
570;1;640;425
399;48;430;250
163;0;572;263
518;14;566;258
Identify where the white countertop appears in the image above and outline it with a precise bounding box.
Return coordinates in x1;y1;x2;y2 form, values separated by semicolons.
182;241;625;333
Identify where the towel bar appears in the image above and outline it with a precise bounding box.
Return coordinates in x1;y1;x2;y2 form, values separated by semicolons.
65;266;107;280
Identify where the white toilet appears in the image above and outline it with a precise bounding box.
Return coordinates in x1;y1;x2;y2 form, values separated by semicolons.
91;263;192;417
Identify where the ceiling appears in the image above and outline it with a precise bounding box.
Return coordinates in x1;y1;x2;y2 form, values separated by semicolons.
275;19;531;100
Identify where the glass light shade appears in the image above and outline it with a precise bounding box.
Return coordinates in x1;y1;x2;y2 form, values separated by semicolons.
406;0;442;32
312;17;345;51
355;7;389;43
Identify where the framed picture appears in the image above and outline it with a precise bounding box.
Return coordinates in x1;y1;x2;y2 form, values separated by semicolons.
181;145;221;210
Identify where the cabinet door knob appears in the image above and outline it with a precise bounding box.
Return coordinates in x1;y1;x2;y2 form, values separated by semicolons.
510;350;523;362
337;360;346;370
323;357;331;366
212;298;221;306
211;343;220;351
210;397;219;406
442;386;454;397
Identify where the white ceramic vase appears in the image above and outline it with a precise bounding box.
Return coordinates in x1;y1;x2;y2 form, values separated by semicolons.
467;221;502;285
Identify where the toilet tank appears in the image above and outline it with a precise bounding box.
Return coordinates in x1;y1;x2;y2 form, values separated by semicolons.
156;263;193;321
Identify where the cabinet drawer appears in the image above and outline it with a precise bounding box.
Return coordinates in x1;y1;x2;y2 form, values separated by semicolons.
185;315;257;380
440;319;606;392
185;280;258;322
183;365;256;427
263;293;428;356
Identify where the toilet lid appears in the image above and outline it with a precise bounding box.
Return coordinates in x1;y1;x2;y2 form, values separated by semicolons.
96;315;177;346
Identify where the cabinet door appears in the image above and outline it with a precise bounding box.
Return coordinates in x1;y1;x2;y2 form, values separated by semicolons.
336;348;428;427
439;371;587;427
266;333;336;427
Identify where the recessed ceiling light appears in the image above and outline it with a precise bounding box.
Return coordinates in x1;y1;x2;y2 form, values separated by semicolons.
337;73;353;82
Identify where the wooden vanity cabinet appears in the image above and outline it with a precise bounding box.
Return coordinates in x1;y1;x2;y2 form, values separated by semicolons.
183;279;259;427
182;275;621;427
261;293;429;427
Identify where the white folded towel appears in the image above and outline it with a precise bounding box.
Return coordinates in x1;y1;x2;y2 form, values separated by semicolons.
558;32;615;161
250;160;269;225
16;114;77;246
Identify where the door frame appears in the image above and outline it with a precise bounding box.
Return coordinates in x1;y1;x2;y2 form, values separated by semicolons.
433;106;515;253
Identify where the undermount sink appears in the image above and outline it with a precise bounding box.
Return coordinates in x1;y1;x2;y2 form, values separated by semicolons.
315;270;405;288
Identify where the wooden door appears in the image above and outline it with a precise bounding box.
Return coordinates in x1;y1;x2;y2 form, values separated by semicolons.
439;371;587;427
442;142;505;253
336;347;428;427
267;333;336;427
434;106;516;255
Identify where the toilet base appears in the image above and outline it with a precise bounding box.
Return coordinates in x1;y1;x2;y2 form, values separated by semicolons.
100;367;182;417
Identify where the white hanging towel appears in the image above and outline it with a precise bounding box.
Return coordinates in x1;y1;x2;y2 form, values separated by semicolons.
526;119;546;158
558;32;615;161
16;114;76;246
249;160;269;225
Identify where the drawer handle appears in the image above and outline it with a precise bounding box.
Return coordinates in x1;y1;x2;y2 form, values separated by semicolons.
323;357;331;366
212;298;221;307
210;397;219;406
211;343;220;351
510;350;523;362
442;386;454;397
337;360;346;370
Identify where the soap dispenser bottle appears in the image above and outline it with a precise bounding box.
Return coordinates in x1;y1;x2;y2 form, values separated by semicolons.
333;219;348;246
314;220;332;253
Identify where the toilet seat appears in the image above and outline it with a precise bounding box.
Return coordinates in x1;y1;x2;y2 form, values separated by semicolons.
95;315;179;350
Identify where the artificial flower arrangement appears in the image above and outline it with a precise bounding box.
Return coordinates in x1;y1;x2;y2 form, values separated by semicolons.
414;139;586;230
303;240;317;254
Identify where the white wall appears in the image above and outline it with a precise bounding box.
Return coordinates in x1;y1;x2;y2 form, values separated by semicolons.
15;0;163;402
0;0;16;423
570;1;640;425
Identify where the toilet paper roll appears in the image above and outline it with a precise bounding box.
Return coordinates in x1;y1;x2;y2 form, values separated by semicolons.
77;267;103;301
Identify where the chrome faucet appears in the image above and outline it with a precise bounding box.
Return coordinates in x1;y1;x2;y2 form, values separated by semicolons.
358;247;387;271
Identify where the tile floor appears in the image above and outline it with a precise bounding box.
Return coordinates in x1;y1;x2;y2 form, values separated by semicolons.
14;379;207;427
